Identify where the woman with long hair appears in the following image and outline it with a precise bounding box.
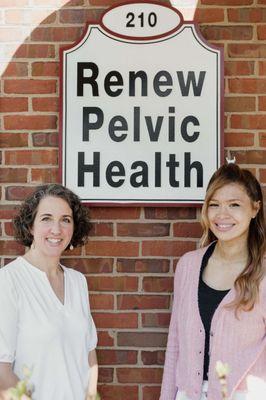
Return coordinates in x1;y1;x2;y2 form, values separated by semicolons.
160;163;266;400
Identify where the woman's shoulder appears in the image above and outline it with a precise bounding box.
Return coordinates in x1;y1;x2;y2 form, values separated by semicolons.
0;257;23;279
62;265;87;286
178;244;210;265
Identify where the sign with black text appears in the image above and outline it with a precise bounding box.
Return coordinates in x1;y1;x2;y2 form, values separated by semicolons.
60;2;223;205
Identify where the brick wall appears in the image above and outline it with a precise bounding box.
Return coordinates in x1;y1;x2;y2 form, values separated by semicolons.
0;0;265;399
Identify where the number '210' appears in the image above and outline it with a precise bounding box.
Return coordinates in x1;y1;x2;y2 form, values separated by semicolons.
126;12;157;28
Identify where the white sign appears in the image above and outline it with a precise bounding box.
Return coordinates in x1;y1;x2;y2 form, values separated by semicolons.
60;2;223;205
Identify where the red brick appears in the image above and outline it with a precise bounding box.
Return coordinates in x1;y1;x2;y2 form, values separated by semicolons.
98;385;138;400
32;97;58;112
61;257;113;274
14;44;55;59
141;350;165;365
5;186;35;201
98;369;114;383
85;241;139;257
0;97;28;112
90;207;140;219
224;132;254;147
2;62;28;77
258;25;266;40
5;150;57;165
0;168;28;183
31;26;83;42
228;78;266;94
200;25;252;41
228;8;266;23
32;62;59;77
31;168;59;184
259;61;266;75
117;367;163;383
90;0;141;4
118;332;167;347
0;132;28;148
142;313;171;328
0;205;18;219
0;240;24;256
63;0;85;6
4;222;14;237
142;277;173;293
90;294;114;310
93;312;138;328
144;207;196;219
4;80;56;94
202;0;252;3
98;349;137;365
224;61;254;76
117;295;170;310
117;223;169;237
90;222;113;237
4;115;57;130
87;276;138;292
142;240;195;257
259;133;266;147
142;386;161;400
117;258;170;273
259;169;266;183
228;44;266;58
59;8;104;23
62;246;82;257
224;96;255;112
173;222;203;238
194;8;224;23
32;132;58;147
259;96;266;111
230;150;266;165
231;115;266;130
97;331;114;347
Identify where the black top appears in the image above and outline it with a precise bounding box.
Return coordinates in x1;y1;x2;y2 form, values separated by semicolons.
198;242;230;380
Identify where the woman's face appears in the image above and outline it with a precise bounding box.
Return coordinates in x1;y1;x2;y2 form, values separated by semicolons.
207;183;260;244
30;196;74;259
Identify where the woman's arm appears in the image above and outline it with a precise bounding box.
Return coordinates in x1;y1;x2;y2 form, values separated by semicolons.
0;363;19;399
86;349;98;400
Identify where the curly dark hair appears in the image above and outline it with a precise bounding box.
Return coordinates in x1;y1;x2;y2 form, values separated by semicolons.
13;184;92;249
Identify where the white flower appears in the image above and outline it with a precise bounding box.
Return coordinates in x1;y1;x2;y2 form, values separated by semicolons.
216;361;230;378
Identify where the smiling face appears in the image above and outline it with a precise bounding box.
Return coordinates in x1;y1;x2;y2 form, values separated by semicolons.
30;196;74;260
207;183;260;245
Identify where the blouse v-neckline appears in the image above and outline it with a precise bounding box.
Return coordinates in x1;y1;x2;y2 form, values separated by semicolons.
20;256;67;307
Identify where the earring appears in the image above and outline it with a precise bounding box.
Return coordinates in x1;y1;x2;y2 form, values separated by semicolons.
69;244;74;251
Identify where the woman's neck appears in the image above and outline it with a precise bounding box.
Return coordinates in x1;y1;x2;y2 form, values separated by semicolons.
214;239;249;264
24;249;61;277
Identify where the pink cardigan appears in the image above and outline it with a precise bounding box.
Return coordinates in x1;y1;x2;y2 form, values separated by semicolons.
160;245;266;400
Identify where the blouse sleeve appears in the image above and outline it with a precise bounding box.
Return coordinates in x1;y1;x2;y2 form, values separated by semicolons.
0;269;18;363
80;274;98;352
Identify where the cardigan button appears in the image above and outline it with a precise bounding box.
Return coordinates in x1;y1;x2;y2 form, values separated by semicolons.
210;331;214;336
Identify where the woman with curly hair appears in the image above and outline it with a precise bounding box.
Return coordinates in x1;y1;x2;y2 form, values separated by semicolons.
160;163;266;400
0;184;98;400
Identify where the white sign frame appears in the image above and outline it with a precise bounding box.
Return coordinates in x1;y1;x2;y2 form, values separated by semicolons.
60;1;223;206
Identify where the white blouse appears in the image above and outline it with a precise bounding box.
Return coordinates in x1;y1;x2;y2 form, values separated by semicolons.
0;257;97;400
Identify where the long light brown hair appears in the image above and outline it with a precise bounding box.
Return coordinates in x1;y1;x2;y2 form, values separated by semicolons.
201;164;266;312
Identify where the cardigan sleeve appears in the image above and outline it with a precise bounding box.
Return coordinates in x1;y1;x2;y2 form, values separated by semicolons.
160;255;186;400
